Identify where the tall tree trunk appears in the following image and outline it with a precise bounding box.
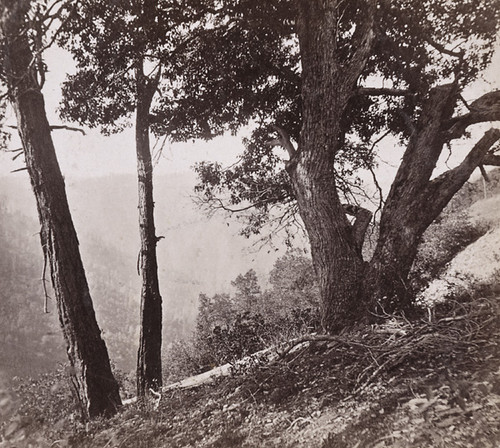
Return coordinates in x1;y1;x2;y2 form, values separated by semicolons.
290;0;376;332
135;63;163;396
1;1;121;419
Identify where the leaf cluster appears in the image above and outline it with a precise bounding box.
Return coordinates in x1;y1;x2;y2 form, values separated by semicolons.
58;0;206;133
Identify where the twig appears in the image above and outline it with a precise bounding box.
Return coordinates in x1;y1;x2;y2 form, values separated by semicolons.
6;124;86;135
11;167;28;173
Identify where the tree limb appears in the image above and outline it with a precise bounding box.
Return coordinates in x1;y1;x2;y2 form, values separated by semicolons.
424;36;463;58
49;125;86;135
443;91;500;141
11;166;28;173
482;153;500;166
266;124;296;159
343;204;373;252
344;0;377;83
398;110;417;135
5;124;86;135
425;128;500;216
478;165;490;182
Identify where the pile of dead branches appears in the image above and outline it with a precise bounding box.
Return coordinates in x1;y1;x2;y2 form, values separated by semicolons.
275;295;500;395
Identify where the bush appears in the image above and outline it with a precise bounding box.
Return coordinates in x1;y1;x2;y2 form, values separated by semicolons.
0;365;79;446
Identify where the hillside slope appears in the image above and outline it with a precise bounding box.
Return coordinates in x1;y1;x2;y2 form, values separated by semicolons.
419;191;500;306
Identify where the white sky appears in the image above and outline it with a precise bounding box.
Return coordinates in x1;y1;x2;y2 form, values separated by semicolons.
0;41;499;187
0;46;245;179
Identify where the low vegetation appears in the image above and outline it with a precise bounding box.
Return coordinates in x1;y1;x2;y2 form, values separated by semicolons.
2;284;499;447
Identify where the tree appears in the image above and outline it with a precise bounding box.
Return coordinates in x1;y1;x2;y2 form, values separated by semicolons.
268;250;319;313
58;0;179;395
155;0;500;331
231;269;261;312
0;0;121;418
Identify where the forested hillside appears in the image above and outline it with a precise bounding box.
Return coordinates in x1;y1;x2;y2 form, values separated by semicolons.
0;203;64;380
0;199;138;381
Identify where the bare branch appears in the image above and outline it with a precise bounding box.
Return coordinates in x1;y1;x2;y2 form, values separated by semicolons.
11;166;28;173
366;131;389;219
478;165;490;182
50;125;86;135
424;36;463;58
12;150;24;161
6;124;86;135
41;248;51;313
443;91;500;141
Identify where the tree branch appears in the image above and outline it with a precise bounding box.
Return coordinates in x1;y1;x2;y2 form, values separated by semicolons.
49;125;86;135
342;0;377;93
443;91;500;141
343;204;372;252
5;124;86;135
266;124;296;159
478;164;490;182
424;36;463;58
482;153;500;166
425;128;500;216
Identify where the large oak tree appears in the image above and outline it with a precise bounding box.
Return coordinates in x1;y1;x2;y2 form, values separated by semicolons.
0;0;121;418
154;0;500;331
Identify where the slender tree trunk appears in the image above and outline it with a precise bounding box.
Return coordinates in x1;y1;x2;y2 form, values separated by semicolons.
1;1;121;419
135;63;163;396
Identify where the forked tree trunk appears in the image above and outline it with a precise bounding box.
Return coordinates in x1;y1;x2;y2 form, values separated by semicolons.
364;126;500;312
135;64;163;396
291;2;500;330
1;1;121;419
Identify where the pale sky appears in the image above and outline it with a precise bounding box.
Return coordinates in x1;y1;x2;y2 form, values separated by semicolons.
1;40;499;189
0;46;246;179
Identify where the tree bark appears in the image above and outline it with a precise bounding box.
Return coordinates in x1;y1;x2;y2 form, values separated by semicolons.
135;62;163;396
1;1;121;419
289;0;376;332
290;1;499;329
363;86;500;313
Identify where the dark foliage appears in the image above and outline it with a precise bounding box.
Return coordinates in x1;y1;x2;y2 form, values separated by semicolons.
156;0;500;236
164;251;320;380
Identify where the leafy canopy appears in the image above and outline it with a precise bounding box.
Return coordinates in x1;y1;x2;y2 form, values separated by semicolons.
158;0;499;235
58;0;208;134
